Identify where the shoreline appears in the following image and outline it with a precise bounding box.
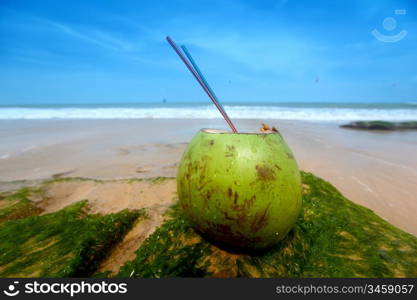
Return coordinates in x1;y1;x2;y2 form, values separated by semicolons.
1;118;416;237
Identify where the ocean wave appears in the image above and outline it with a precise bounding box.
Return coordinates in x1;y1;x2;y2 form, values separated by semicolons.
0;106;416;121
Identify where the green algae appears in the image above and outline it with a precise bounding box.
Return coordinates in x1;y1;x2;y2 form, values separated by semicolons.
117;172;417;278
1;173;416;278
117;206;212;278
0;200;144;277
0;187;43;223
299;172;417;277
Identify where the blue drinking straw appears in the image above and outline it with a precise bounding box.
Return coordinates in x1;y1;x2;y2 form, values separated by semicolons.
180;45;225;112
166;36;237;133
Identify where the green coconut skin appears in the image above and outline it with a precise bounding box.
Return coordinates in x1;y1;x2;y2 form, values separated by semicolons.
177;129;302;250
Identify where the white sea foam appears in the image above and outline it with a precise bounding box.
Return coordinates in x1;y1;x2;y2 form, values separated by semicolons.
0;106;416;121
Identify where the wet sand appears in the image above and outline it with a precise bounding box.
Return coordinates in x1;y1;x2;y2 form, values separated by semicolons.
0;119;416;236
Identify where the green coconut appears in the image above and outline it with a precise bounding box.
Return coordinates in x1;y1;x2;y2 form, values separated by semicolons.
177;129;302;250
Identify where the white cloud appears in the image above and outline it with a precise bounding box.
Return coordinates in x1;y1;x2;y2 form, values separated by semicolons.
39;18;138;53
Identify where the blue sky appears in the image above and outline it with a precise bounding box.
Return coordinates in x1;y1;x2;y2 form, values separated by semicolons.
0;0;416;104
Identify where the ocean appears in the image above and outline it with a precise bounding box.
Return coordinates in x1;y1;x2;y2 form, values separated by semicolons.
0;102;416;121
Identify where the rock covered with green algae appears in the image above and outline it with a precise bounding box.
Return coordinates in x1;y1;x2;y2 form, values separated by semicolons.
118;172;417;278
340;120;417;131
1;173;416;278
0;199;144;277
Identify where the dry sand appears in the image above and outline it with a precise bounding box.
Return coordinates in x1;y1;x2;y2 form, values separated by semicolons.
1;118;416;239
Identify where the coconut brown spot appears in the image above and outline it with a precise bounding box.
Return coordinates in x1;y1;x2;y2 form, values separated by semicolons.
221;208;247;225
251;204;271;232
225;145;236;157
201;221;263;249
231;195;255;212
245;195;256;208
223;211;235;221
203;190;211;208
255;165;276;181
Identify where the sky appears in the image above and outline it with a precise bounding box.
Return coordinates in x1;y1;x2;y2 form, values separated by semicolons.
0;0;416;105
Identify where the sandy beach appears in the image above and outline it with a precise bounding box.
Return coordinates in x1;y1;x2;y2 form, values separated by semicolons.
0;118;416;237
